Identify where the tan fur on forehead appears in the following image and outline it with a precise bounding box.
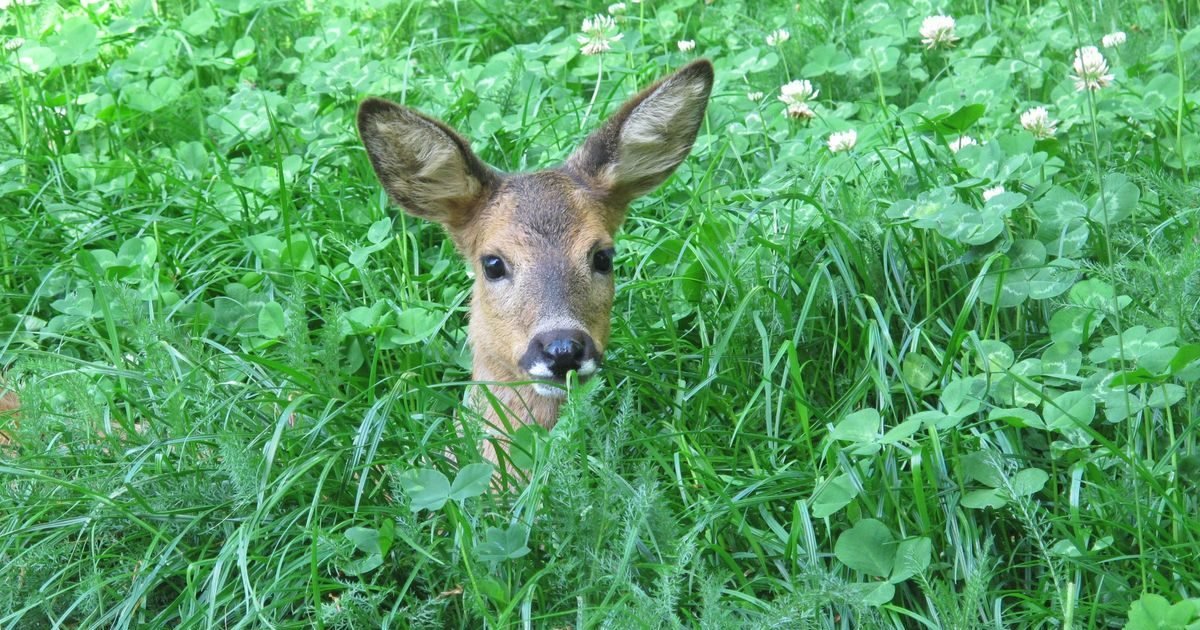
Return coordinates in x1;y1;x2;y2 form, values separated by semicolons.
464;172;615;254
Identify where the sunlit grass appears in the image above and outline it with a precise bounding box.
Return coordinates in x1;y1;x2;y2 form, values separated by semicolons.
1;0;1198;627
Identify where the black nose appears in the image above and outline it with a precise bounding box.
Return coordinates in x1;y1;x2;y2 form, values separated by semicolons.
544;337;584;373
520;329;598;379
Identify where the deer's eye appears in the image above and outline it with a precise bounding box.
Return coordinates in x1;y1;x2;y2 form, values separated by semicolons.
481;255;508;280
592;248;615;274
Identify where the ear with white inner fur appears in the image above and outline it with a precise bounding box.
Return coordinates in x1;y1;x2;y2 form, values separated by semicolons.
566;59;713;216
357;98;497;229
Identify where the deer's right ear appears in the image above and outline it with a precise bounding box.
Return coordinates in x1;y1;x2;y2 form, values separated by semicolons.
357;98;497;228
566;60;713;219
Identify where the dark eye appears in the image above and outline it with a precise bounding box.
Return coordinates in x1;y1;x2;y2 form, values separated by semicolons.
592;248;615;274
481;255;507;280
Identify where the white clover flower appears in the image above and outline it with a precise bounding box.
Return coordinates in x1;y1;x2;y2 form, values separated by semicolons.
828;129;857;153
1102;31;1126;48
1072;46;1113;91
766;29;790;46
778;79;818;105
608;2;626;15
1019;106;1058;139
747;91;764;102
920;15;960;49
982;185;1005;202
578;14;623;56
4;36;24;50
677;39;696;52
949;135;977;152
785;102;815;120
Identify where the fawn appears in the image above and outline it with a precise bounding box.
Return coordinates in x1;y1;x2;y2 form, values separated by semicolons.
356;60;713;462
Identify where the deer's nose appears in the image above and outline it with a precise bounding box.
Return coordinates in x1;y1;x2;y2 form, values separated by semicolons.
521;329;598;380
544;337;584;373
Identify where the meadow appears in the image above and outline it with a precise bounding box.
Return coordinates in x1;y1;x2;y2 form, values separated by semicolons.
2;0;1199;627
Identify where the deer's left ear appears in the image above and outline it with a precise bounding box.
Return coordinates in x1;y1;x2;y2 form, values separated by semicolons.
566;59;713;217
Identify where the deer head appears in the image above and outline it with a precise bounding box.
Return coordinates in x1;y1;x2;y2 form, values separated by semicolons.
357;60;713;432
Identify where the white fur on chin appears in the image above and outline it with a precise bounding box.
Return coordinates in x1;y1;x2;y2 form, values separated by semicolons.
532;383;568;398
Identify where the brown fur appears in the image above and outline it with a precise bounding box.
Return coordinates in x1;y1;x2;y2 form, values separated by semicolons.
357;60;713;463
0;388;17;447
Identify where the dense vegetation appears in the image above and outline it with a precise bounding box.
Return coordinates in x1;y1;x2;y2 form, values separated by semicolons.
2;0;1199;627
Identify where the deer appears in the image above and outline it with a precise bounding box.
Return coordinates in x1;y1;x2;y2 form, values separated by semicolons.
356;59;713;465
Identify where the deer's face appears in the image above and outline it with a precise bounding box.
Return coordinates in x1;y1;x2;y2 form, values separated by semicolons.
459;174;617;395
357;60;713;397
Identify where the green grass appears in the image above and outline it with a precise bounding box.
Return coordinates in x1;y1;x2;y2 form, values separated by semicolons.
2;0;1200;627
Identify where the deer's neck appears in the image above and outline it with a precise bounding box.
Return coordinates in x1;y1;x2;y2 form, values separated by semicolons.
470;360;562;432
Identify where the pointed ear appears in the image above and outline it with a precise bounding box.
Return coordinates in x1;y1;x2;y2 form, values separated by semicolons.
566;59;713;212
357;98;497;228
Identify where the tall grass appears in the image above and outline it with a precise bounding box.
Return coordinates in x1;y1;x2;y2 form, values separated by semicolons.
2;0;1198;627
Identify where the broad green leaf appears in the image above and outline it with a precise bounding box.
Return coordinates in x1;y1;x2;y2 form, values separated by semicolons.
399;468;451;512
961;488;1007;509
1183;26;1200;52
344;304;384;332
17;46;57;74
1009;468;1049;497
801;44;851;76
1147;384;1185;409
831;409;880;443
1033;186;1087;228
244;234;284;267
961;451;1005;488
908;409;953;429
988;407;1045;429
995;358;1043;408
1041;342;1082;378
182;7;217;35
1044;390;1095;430
233;36;256;61
881;418;922;444
477;524;531;562
834;519;895;578
176;141;208;178
508;424;548;470
384;306;442;345
975;339;1014;373
367;218;393;244
1170;344;1200;375
940;103;986;132
941;377;986;417
983;191;1026;215
1026;259;1078;300
51;16;100;66
257;301;286;338
901;353;937;390
938;204;1004;245
811;474;858;519
1088;173;1140;224
125;76;185;113
345;526;381;554
890;537;932;582
449;463;494;501
1102;387;1145;423
854;581;896;607
1049;305;1092;345
339;553;383;576
1126;593;1200;629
